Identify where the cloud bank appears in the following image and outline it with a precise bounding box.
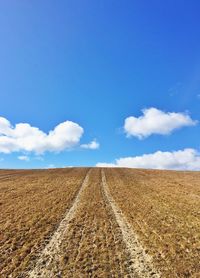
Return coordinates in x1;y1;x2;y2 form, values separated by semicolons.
97;148;200;170
0;117;84;154
124;108;197;139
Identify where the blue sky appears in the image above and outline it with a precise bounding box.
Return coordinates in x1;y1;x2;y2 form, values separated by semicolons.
0;1;200;169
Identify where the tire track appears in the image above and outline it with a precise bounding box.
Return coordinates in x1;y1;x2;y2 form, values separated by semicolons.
55;168;130;277
27;169;91;278
100;184;133;276
101;169;160;278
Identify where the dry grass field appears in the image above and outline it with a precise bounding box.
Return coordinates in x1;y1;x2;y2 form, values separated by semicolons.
105;168;200;277
0;168;88;277
0;167;200;277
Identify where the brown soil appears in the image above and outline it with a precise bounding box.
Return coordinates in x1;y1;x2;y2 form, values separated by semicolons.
0;168;88;277
105;168;200;277
35;168;133;277
1;167;200;277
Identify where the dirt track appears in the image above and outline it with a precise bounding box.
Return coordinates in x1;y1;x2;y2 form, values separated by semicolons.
26;168;158;277
0;168;88;277
28;169;91;277
1;167;200;277
101;170;160;278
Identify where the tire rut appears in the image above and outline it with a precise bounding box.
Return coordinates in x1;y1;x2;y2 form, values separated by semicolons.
27;169;91;278
54;168;131;277
101;169;160;278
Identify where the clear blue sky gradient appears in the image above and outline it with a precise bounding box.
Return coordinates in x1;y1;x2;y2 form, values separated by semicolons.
0;1;200;168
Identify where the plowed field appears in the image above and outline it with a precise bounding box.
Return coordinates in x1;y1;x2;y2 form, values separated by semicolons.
0;168;200;277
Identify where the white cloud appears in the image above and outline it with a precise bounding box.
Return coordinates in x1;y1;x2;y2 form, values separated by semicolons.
124;108;197;139
18;155;30;161
96;148;200;170
81;139;100;150
0;117;84;154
